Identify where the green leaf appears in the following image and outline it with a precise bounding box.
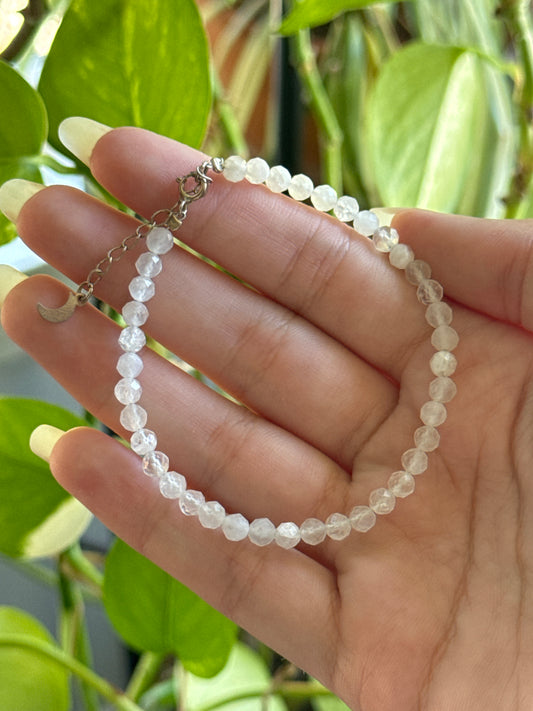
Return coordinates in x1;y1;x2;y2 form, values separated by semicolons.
312;689;350;711
0;61;47;245
364;42;503;213
39;0;211;151
103;539;238;678
0;397;90;558
279;0;400;34
0;607;70;711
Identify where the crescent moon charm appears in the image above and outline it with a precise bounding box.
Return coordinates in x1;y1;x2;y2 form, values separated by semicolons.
37;291;79;323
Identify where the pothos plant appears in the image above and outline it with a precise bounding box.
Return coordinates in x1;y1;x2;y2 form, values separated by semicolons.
0;0;532;709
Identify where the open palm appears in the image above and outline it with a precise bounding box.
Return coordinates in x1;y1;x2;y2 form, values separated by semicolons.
3;128;533;710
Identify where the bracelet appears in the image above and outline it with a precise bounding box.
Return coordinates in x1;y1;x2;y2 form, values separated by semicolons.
37;156;458;548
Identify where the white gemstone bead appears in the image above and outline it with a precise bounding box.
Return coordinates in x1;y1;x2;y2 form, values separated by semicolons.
265;165;291;193
275;522;301;549
311;184;337;211
120;404;147;431
146;226;174;255
426;301;453;327
334;195;359;221
326;513;352;541
349;505;376;532
129;276;155;302
248;518;276;546
388;471;415;498
222;513;250;541
142;450;169;477
119;326;146;353
300;518;327;545
414;425;440;452
372;226;399;253
405;259;431;285
431;325;459;351
389;243;414;269
130;428;157;455
369;487;396;514
430;350;457;377
136;252;162;278
401;448;428;475
420;400;447;427
122;301;149;327
117;352;144;378
223;155;247;182
199;501;226;529
114;377;142;404
245;157;269;184
429;376;457;403
288;174;313;201
417;279;443;305
353;210;379;237
180;489;205;516
159;471;187;499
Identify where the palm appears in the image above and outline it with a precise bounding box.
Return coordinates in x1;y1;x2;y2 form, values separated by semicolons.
4;129;533;710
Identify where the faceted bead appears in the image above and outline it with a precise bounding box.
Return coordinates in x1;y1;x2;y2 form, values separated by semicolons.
389;243;414;269
119;326;146;353
136;252;162;278
388;471;415;498
430;350;457;377
266;165;291;193
120;404;147;432
146;226;174;255
311;184;337;211
114;377;142;404
300;518;327;545
199;501;226;529
223;155;247;182
326;513;352;541
248;517;276;546
222;513;250;541
334;195;359;222
275;522;301;549
159;471;186;499
245;157;269;184
420;401;447;427
122;300;149;327
405;259;431;285
429;376;457;403
417;279;443;305
117;352;144;378
179;489;205;516
130;428;157;455
401;448;428;475
142;450;169;478
426;301;453;328
353;210;379;237
288;174;313;201
349;505;376;532
414;425;440;452
369;487;396;515
129;276;155;302
431;325;459;351
372;226;399;253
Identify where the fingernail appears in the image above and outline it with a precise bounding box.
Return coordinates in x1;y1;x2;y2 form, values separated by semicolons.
30;424;67;463
0;264;28;308
0;179;45;223
58;116;113;166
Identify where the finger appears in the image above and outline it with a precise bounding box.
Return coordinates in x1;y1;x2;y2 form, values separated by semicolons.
16;185;397;468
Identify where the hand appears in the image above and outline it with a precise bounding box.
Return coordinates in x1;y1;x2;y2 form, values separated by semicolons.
2;125;533;710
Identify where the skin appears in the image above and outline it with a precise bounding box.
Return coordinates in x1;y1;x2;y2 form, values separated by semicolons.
2;127;533;709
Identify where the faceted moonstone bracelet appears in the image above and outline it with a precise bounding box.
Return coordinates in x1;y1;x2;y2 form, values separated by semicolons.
114;156;458;549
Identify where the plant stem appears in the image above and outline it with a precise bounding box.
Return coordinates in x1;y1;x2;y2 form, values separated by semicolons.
0;634;143;711
138;680;177;710
195;680;335;711
291;28;343;191
213;73;250;156
64;543;104;591
125;651;167;702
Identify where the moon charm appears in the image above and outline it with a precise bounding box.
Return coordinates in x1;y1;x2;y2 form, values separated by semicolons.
37;291;79;323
